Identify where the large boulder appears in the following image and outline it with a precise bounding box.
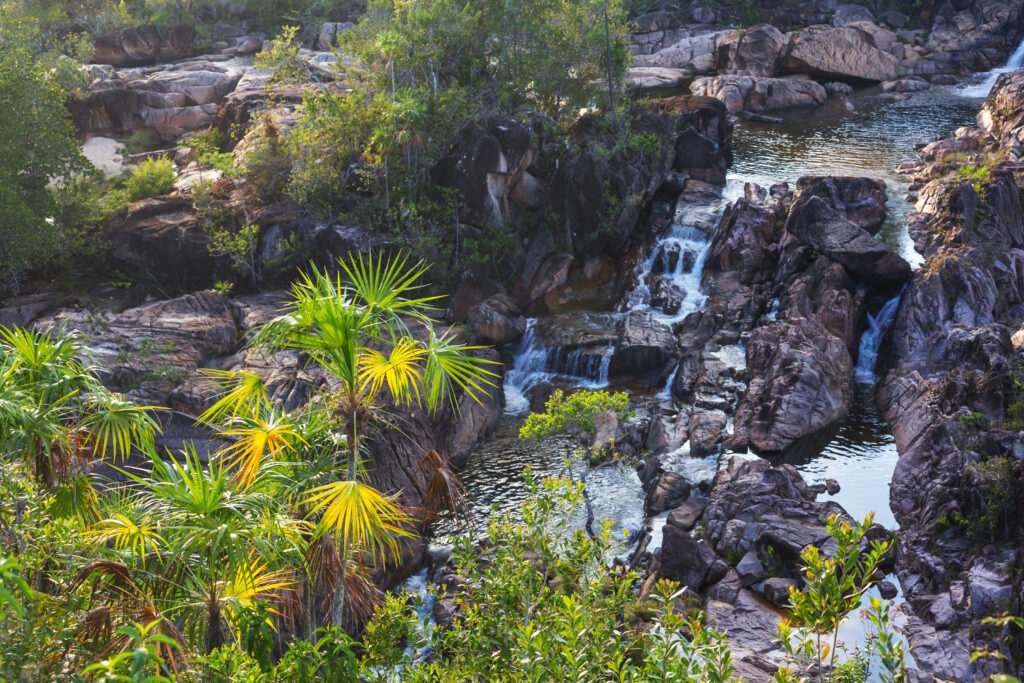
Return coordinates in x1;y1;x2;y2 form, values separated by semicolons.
793;176;888;233
660;524;727;592
104;195;217;290
70;61;242;141
731;316;853;453
468;294;527;345
547;97;731;259
36;292;237;406
691;75;827;113
785;194;910;287
431;114;537;227
832;3;875;26
704;196;779;284
728;24;786;76
780;23;901;82
609;310;676;384
92;24;196;67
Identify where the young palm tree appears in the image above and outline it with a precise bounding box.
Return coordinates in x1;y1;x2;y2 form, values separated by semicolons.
206;252;498;628
0;325;157;519
87;447;308;656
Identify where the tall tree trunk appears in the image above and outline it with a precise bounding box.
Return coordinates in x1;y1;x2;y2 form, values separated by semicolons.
330;409;360;628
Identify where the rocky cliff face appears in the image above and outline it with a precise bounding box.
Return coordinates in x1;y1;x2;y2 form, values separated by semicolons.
869;71;1024;681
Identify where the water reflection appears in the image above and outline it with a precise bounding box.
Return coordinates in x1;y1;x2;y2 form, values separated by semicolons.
728;87;981;266
431;416;646;549
773;383;899;529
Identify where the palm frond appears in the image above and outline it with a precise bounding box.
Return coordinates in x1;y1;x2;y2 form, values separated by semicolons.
196;369;272;424
303;480;412;560
357;337;426;405
417;449;471;524
218;413;304;489
422;329;500;413
81;392;159;460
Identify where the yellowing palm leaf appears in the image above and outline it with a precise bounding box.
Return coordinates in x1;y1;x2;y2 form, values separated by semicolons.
197;370;271;424
357;338;426;405
219;414;304;489
89;513;164;560
303;480;411;559
218;555;297;639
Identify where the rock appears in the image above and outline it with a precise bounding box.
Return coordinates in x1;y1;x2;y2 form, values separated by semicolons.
691;75;827;113
883;10;909;29
634;30;729;71
660;525;727;592
548;97;730;257
785;194;911;287
729;24;786;77
70;61;242;141
667;496;707;530
704;457;850;566
736;550;767;586
824;478;841;495
931;74;958;86
762;577;798;607
705;589;782;657
780;23;901;82
688;1;716;24
468;294;526;346
833;4;876;26
881;78;931;92
36;292;236;406
625;66;693;92
733;316;853;453
645;472;691;516
104;195;222;290
315;22;353;50
92;24;195;67
824;81;854;95
967;561;1013;618
609;310;676;383
878;579;898;600
705;196;778;284
688;408;727;457
794;176;888;233
433;114;535;228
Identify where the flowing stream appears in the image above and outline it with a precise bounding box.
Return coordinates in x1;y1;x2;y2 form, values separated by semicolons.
416;53;1018;667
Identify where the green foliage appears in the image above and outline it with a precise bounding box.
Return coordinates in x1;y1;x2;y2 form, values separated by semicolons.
124;130;157;156
520;388;633;441
0;8;90;289
773;514;905;683
956;163;992;198
350;473;736;682
126;158;175;202
254;25;308;84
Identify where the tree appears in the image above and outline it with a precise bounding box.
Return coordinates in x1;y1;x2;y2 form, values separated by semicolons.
212;253;498;628
0;8;89;291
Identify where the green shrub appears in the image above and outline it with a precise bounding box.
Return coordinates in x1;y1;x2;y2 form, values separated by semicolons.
125;158;174;201
123;129;156;155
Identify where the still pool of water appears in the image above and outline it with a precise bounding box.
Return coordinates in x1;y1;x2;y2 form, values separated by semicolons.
728;86;984;266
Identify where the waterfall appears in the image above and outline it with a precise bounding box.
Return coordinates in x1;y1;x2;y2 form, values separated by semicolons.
855;293;903;383
958;38;1024;98
503;319;612;413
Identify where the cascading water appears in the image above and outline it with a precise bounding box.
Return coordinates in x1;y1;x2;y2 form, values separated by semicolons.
855;292;903;383
503;319;613;414
958;37;1024;98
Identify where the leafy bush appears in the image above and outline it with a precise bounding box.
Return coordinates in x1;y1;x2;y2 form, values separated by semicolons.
254;25;309;84
125;158;174;201
0;8;90;290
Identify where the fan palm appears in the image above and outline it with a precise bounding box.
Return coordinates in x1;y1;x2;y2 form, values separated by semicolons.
207;252;498;627
0;325;157;517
